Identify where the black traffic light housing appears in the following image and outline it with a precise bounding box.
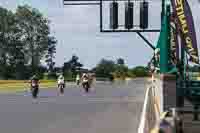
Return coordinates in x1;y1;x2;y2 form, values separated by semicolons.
125;2;134;29
140;1;149;29
110;2;118;29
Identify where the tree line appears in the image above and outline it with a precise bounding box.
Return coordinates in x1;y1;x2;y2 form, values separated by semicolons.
61;56;150;80
93;58;150;80
0;5;57;79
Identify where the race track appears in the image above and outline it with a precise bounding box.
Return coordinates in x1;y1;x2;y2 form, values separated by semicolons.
0;78;148;133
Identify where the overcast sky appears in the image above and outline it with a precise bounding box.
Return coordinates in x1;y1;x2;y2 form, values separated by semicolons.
0;0;199;69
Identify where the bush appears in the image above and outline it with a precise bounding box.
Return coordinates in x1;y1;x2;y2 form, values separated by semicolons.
65;78;75;82
131;66;149;77
127;70;136;78
108;74;114;81
47;72;57;80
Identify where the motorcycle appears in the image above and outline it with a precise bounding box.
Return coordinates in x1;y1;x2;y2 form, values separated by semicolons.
58;79;65;95
58;83;65;94
76;79;80;85
82;79;90;93
31;81;39;99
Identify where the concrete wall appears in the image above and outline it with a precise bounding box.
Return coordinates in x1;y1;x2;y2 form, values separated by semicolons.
154;74;177;110
138;74;177;133
152;75;164;114
138;80;161;133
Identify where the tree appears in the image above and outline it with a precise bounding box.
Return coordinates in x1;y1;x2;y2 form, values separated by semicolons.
63;55;83;78
112;58;128;79
15;5;50;74
113;65;128;79
70;55;83;74
131;66;149;77
45;36;57;73
0;5;57;79
36;65;48;79
94;59;116;78
0;7;23;79
117;58;125;65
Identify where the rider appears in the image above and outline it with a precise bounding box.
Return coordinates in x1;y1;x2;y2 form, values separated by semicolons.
76;74;80;85
30;74;39;89
81;73;88;82
28;74;40;99
29;74;40;98
81;73;91;88
57;74;65;88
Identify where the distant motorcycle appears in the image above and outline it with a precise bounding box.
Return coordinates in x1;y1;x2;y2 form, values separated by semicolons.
82;79;90;93
31;81;39;99
57;78;65;95
76;79;80;85
58;83;65;94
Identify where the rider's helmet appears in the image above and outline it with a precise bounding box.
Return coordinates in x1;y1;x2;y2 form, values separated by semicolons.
82;73;87;78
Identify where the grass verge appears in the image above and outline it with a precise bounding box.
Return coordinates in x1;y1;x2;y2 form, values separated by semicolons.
0;81;57;93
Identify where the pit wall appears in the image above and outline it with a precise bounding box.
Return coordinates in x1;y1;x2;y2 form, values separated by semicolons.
138;74;177;133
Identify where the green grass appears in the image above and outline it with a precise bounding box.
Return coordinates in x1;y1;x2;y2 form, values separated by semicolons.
0;81;57;93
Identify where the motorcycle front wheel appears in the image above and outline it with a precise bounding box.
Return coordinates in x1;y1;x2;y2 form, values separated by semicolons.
83;83;89;93
60;85;64;94
58;84;64;94
32;87;39;98
77;80;80;85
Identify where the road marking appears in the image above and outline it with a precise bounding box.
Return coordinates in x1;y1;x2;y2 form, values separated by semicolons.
138;86;150;133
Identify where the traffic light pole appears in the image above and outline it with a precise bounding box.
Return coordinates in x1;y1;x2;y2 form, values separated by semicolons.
161;0;165;22
159;2;171;73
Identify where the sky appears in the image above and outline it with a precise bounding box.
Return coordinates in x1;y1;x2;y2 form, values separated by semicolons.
0;0;199;69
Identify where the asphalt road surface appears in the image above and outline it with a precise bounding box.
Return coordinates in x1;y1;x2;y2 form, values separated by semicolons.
0;78;148;133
